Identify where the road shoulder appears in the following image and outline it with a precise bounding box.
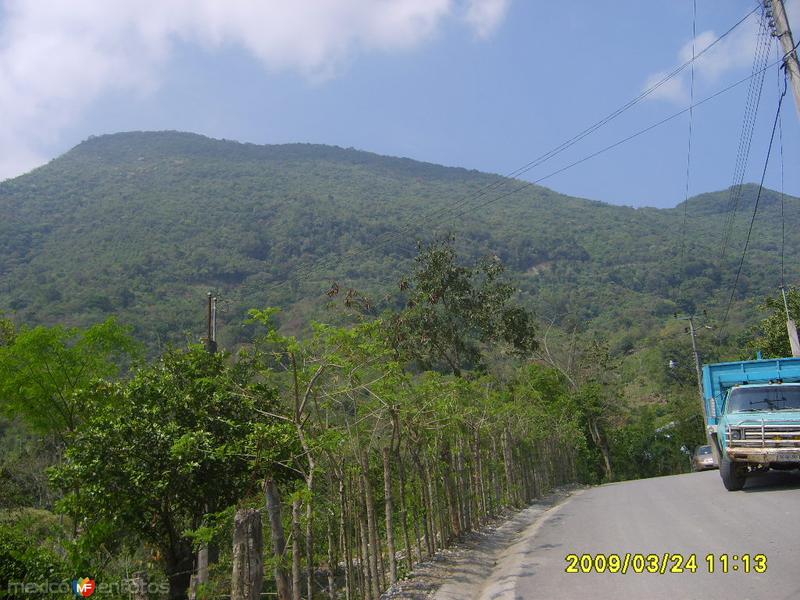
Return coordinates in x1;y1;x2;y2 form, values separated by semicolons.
384;485;584;600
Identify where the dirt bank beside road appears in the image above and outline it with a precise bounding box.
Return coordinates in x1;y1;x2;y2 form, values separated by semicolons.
383;485;584;600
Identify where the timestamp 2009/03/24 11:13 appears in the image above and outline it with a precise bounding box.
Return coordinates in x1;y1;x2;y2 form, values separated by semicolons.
564;553;767;574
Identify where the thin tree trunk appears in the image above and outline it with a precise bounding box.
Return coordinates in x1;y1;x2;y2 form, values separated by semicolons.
340;476;353;600
165;542;194;600
195;545;208;599
589;419;612;479
354;508;366;600
411;493;423;563
396;450;413;572
412;452;434;557
292;500;302;600
458;443;471;532
454;443;465;533
473;428;486;524
429;459;446;550
305;478;315;600
265;479;292;600
359;456;382;598
357;482;375;600
441;445;460;539
491;435;501;514
327;514;336;600
501;429;516;506
382;447;398;585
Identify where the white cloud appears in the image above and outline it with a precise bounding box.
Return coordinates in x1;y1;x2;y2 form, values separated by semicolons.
0;0;513;180
643;70;691;104
464;0;511;39
644;0;800;105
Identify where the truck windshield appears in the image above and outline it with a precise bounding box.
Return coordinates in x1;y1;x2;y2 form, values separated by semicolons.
726;386;800;413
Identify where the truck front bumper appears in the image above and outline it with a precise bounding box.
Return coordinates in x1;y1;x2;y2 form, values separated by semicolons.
727;447;800;464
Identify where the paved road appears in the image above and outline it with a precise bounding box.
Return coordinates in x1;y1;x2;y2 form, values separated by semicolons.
475;470;800;600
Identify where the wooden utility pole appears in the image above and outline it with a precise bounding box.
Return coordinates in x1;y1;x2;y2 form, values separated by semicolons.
193;292;219;599
675;315;705;414
676;313;716;450
769;0;800;119
205;292;218;354
686;317;705;405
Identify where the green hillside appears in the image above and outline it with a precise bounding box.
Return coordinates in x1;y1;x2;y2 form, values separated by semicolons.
0;131;797;353
3;132;799;587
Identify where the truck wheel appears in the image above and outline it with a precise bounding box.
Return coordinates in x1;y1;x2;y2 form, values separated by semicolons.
720;457;747;491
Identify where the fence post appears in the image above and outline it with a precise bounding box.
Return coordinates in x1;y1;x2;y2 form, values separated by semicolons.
231;509;264;600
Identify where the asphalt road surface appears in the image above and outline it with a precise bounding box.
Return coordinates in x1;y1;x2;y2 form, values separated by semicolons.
469;470;800;600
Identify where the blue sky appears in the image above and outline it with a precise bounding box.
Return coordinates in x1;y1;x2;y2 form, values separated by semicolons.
1;0;798;208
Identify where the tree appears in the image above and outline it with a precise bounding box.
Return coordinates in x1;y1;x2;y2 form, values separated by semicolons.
0;318;138;442
388;239;537;376
51;346;264;600
0;312;15;347
748;287;800;358
246;308;398;600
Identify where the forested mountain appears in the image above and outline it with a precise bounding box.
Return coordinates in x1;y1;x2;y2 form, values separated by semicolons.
4;131;798;595
1;131;797;353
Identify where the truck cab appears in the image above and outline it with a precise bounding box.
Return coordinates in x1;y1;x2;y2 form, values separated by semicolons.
703;357;800;490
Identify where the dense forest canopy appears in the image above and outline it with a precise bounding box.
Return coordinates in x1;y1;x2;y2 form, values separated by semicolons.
0;131;797;357
2;131;798;599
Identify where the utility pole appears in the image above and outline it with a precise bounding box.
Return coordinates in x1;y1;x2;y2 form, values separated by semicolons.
205;292;217;354
780;286;800;356
767;2;800;354
676;314;715;448
677;315;705;413
769;0;800;119
193;292;218;599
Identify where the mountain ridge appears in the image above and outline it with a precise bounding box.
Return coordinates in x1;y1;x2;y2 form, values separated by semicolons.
0;130;797;352
22;131;726;211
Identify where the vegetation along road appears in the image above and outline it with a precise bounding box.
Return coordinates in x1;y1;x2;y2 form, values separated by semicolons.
435;470;800;600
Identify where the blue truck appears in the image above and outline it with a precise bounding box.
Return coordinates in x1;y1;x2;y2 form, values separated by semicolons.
703;356;800;490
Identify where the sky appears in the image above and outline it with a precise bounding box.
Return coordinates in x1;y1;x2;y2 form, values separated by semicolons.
0;0;798;208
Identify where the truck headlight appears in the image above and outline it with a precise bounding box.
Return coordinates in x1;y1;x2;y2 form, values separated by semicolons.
729;428;742;441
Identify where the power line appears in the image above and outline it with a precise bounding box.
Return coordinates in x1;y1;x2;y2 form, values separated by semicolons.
719;28;769;262
395;55;789;256
719;73;788;333
719;9;770;248
374;4;761;260
262;4;763;292
680;0;698;267
719;7;772;264
777;47;786;288
261;52;788;298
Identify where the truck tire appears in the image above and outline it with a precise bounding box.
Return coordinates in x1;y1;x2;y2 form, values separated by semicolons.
720;457;747;491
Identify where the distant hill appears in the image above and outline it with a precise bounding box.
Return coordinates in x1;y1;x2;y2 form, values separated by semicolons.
0;131;797;353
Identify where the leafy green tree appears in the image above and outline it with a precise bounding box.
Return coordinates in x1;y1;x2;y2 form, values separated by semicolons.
388;239;537;375
0;318;138;442
51;346;264;600
573;340;622;481
0;523;68;600
748;287;800;358
0;312;15;347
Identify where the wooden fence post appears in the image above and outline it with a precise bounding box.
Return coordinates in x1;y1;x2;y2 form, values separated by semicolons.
231;509;264;600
